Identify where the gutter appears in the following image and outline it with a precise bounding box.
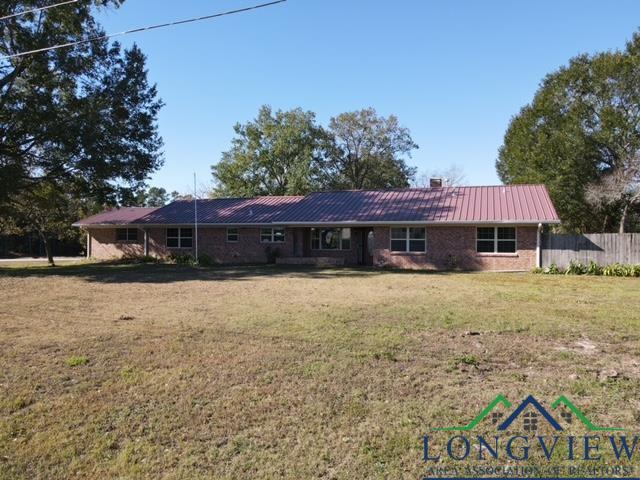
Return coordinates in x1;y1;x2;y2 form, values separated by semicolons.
74;220;561;228
274;220;561;227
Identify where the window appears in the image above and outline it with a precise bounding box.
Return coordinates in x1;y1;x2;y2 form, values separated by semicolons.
116;228;138;242
166;228;193;248
390;227;426;252
311;228;351;250
261;227;285;243
476;227;516;253
227;228;239;243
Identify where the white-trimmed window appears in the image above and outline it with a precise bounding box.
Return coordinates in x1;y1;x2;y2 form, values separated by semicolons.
167;228;193;248
311;228;351;250
260;227;285;243
116;228;138;242
476;227;516;253
227;228;239;243
390;227;426;252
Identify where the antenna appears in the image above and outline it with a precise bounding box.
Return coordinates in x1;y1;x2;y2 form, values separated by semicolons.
194;172;199;264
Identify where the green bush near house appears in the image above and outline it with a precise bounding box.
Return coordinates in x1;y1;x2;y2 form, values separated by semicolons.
602;263;640;277
543;263;562;274
565;260;587;275
534;261;640;277
168;253;196;265
197;254;216;267
586;260;603;275
115;255;158;265
164;253;216;267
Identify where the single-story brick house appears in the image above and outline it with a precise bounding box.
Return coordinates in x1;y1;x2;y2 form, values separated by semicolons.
73;184;560;271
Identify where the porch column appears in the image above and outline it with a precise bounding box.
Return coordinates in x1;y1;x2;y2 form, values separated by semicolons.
143;229;149;256
86;231;91;259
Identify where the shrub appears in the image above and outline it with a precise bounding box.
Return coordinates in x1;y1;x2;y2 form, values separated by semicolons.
116;254;158;265
553;262;640;277
168;253;196;265
538;261;640;276
603;263;625;276
116;255;142;265
197;254;216;267
565;260;587;275
586;260;602;275
544;263;562;274
140;255;158;263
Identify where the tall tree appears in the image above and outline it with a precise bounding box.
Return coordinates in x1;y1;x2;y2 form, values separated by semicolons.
0;1;164;264
320;108;418;189
211;106;325;197
144;187;169;207
130;186;169;207
7;181;81;262
497;31;640;232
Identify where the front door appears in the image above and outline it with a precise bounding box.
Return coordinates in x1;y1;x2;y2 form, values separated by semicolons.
359;228;374;266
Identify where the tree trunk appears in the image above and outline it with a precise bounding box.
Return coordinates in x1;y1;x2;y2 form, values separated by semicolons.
619;204;629;234
38;231;55;266
46;237;55;267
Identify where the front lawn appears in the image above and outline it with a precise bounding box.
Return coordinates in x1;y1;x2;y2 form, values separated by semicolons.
1;264;639;478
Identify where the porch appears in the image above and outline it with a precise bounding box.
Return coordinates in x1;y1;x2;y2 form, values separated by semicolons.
275;256;346;266
283;226;375;266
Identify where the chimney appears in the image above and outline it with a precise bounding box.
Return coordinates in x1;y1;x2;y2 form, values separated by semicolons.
429;178;443;188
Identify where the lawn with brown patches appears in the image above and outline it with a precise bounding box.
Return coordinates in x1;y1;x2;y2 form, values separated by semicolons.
1;264;639;478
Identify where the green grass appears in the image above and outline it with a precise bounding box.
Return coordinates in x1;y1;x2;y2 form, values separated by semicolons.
0;264;639;478
65;356;89;367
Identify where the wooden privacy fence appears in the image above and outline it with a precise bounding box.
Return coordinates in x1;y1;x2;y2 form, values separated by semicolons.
541;233;640;268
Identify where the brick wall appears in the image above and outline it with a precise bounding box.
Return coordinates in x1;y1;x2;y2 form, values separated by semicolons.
373;226;537;271
187;227;295;263
88;226;297;263
87;225;538;271
89;228;144;259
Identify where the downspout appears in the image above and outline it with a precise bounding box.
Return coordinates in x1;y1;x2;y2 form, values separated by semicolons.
536;223;543;268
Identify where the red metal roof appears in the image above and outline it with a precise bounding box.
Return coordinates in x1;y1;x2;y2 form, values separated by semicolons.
74;185;560;226
72;207;158;226
136;196;303;225
276;185;560;224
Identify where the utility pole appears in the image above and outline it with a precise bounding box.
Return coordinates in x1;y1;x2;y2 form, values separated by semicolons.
194;172;198;263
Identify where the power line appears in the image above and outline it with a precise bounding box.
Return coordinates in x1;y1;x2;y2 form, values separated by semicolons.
1;0;287;60
0;0;79;21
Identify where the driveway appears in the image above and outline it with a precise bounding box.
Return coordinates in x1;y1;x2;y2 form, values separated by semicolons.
0;256;85;265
